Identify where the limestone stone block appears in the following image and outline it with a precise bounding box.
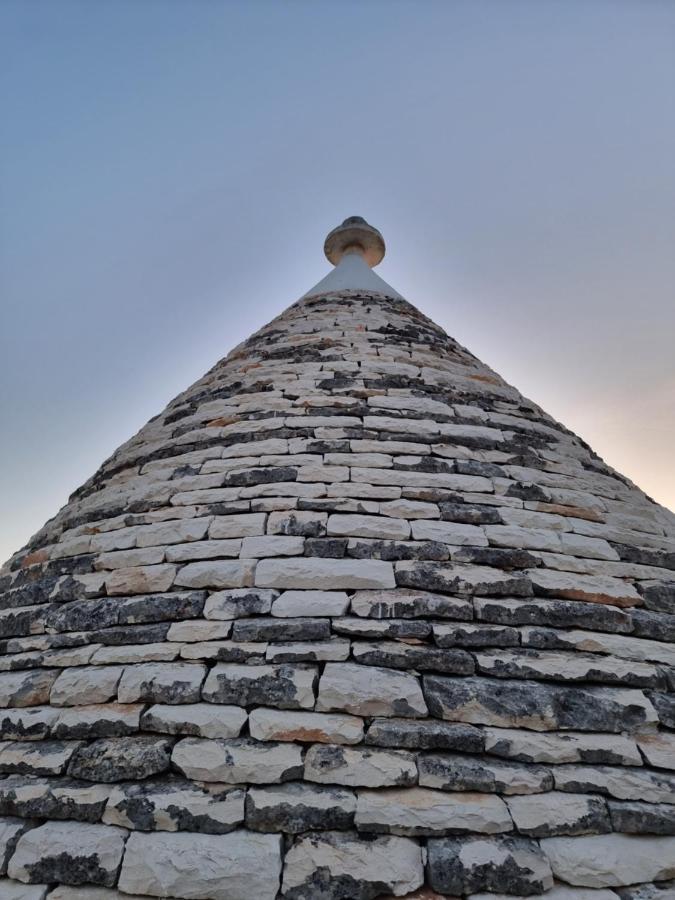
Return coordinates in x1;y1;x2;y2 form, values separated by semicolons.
433;622;519;648
246;782;356;833
117;662;206;704
166;620;233;641
553;765;675;804
395;561;532;597
0;879;48;899
281;831;424;899
474;648;659;688
174;560;255;589
1;818;31;875
165;539;242;562
202;663;316;709
317;663;427;717
52;703;142;740
355;787;512;836
67;736;172;783
240;535;305;558
141;703;247;739
608;800;675;834
528;569;642;608
103;779;245;833
105;564;176;596
90;643;178;665
249;708;363;744
267;510;328;537
8;821;127;887
366;718;484;753
380;499;441;519
327;514;411;541
271;590;350;617
411;520;487;546
541;833;675;887
484;727;642;766
0;707;58;741
180;640;267;663
118;829;282;900
172;737;303;784
232;616;330;642
352;640;474;675
50;666;124;707
0;740;81;777
305;743;417;788
203;587;276;619
637;732;675;769
0;670;59;709
427;834;553;895
521;626;675;667
0;774;110;823
423;675;657;732
350;589;472;621
507;791;610;837
265;638;350;663
418;753;552;795
208;512;267;538
256;557;396;590
135;517;212;547
475;596;632;633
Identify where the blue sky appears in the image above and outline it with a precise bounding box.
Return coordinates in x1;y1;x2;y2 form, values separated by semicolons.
1;0;674;561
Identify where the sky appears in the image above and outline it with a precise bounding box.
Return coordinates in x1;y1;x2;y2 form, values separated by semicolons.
1;0;674;563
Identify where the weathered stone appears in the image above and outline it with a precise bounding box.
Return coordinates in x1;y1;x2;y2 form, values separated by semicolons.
232;616;330;642
327;514;411;541
52;703;142;739
117;662;206;703
249;709;363;744
352;641;474;674
0;774;110;823
553;765;675;804
241;535;305;557
209;512;267;538
135;517;212;547
475;597;632;633
305;744;417;788
180;639;267;663
652;692;675;728
0;707;58;741
637;732;675;769
317;663;427;717
608;800;675;834
419;753;552;795
256;557;396;589
0;741;81;776
268;510;328;537
167;619;233;642
117;590;206;625
118;829;282;900
103;779;245;833
141;703;247;739
356;786;512;836
165;539;242;561
203;588;276;619
0;670;58;708
521;626;675;667
474;648;660;688
46;599;119;634
90;642;178;665
484;728;643;766
332;617;431;640
423;675;657;732
427;834;553;895
67;736;172;782
266;638;350;663
351;589;472;621
172;737;303;783
541;833;675;887
247;782;356;832
616;886;675;900
174;560;255;589
105;564;176;596
281;830;424;900
433;622;519;648
271;590;350;617
50;666;124;707
0;880;47;899
637;580;675;614
46;886;145;898
0;817;30;875
202;663;316;709
8;821;127;887
366;718;484;752
395;561;532;597
411;520;488;546
507;791;610;837
528;569;642;608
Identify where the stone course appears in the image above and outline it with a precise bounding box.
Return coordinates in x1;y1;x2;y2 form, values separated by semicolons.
1;217;675;896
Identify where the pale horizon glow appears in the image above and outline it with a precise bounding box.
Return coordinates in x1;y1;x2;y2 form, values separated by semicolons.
1;0;674;563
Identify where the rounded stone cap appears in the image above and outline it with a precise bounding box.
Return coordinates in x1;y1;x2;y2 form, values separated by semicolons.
324;216;386;268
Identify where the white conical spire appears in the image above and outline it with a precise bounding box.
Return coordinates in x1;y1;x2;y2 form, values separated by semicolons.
303;215;403;299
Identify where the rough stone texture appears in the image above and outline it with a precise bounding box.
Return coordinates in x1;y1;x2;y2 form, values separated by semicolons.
118;829;282;899
8;821;127;887
281;830;424;899
541;833;675;887
2;222;675;896
427;834;553;895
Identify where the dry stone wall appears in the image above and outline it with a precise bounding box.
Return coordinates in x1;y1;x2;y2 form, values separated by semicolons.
0;286;675;898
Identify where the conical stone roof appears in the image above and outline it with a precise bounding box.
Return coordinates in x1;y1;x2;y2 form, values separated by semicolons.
1;217;675;899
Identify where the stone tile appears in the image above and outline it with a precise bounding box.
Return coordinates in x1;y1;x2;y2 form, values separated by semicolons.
249;708;363;744
246;782;356;833
350;589;472;621
418;753;552;795
67;736;172;783
305;744;417;788
271;590;350;617
50;667;124;707
172;737;303;784
608;800;675;834
484;727;642;766
174;560;255;589
203;587;276;619
266;638;350;663
0;775;110;823
255;557;396;590
0;741;81;777
105;564;176;596
202;663;316;709
366;718;484;753
141;703;247;739
209;512;267;538
317;663;427;717
117;662;206;704
507;791;610;837
52;703;142;739
541;833;675;887
0;671;59;709
240;535;305;558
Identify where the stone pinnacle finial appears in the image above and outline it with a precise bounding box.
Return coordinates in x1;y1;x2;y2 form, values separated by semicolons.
324;216;386;268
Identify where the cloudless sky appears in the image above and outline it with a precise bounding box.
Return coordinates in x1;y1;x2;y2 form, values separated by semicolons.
1;0;674;562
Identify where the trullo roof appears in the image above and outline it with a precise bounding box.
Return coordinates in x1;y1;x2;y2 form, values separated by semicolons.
1;217;675;899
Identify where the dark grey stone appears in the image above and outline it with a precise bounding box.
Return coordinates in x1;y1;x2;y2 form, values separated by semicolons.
651;692;675;729
366;717;484;752
0;774;109;823
396;562;532;597
246;782;355;833
351;641;474;675
439;502;502;525
418;753;553;795
232;617;331;643
46;597;119;633
67;736;173;782
608;800;675;834
117;590;206;624
332;617;431;640
427;834;552;895
637;581;675;614
476;597;632;633
433;623;520;648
